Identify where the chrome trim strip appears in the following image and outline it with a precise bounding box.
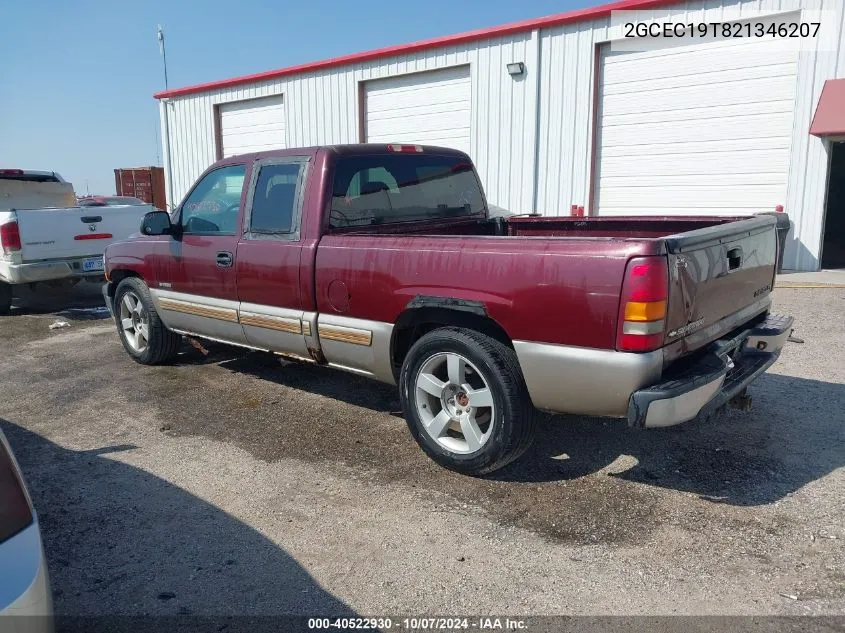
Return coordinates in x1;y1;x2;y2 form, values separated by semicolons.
239;312;302;334
317;324;373;346
327;363;375;378
159;298;239;323
276;351;316;363
237;302;302;321
513;340;663;417
169;328;268;352
238;302;308;356
150;289;246;344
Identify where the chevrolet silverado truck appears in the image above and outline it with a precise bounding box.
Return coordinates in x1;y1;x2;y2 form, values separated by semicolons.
0;169;153;314
102;145;793;475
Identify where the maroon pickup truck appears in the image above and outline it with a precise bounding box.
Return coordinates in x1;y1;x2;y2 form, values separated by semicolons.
103;144;793;475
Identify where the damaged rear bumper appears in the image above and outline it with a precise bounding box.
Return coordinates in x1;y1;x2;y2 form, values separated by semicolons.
628;313;794;428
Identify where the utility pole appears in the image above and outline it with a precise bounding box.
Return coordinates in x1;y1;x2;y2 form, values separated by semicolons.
157;25;174;209
157;25;168;90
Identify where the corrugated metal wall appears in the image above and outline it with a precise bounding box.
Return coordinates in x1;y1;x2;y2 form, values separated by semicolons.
534;0;845;270
161;0;844;271
161;32;539;217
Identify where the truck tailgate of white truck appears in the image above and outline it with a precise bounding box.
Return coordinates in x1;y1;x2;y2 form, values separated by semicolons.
14;205;150;262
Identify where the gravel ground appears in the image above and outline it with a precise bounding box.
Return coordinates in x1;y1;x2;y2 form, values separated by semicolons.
0;283;843;621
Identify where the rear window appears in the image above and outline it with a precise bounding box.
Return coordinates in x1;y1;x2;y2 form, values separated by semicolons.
106;196;145;205
330;154;485;228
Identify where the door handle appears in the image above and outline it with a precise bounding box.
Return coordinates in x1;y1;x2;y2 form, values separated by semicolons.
727;247;742;271
216;251;234;268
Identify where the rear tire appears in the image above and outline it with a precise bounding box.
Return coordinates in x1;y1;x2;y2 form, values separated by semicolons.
399;327;537;475
0;282;11;315
114;278;181;365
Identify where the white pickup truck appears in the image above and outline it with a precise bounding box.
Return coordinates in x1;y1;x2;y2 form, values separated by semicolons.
0;169;153;314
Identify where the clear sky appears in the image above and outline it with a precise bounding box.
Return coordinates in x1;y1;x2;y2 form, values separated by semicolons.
1;0;599;196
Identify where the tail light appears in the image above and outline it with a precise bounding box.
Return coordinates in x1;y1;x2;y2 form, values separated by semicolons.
617;256;669;352
0;220;22;254
0;438;34;545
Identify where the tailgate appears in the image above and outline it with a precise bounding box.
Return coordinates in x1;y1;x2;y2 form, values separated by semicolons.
663;215;778;357
15;205;149;262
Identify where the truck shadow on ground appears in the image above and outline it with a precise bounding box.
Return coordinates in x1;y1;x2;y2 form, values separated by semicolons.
0;419;357;628
495;372;845;507
5;283;107;317
211;350;845;508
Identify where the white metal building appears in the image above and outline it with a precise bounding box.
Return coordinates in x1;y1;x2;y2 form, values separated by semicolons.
156;0;845;271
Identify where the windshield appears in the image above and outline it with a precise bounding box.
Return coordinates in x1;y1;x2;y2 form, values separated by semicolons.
330;153;485;228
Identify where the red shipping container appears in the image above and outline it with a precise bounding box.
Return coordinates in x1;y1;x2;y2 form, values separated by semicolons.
114;166;167;211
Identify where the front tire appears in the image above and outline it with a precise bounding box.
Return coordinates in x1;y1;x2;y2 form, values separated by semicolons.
0;282;11;315
399;327;537;475
113;278;181;365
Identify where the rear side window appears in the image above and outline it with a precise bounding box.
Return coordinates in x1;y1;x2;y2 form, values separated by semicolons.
330;154;485;228
249;163;303;234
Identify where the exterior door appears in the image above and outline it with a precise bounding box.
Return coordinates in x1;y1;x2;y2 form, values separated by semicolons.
364;66;472;155
236;157;311;356
154;163;248;344
219;96;286;157
594;34;798;216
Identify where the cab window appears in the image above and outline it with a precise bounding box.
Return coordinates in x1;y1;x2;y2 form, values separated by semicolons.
181;164;246;235
249;163;303;234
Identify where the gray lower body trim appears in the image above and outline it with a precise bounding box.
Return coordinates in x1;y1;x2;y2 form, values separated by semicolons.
317;314;395;385
147;289;396;383
513;341;663;417
150;289;246;345
239;302;310;358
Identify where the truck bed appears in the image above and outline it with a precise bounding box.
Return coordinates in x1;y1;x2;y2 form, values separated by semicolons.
320;213;779;361
504;215;747;239
342;214;748;240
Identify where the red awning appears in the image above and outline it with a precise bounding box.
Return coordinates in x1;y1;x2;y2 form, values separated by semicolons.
810;79;845;137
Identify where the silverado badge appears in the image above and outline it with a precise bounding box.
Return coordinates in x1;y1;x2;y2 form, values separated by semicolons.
668;317;705;338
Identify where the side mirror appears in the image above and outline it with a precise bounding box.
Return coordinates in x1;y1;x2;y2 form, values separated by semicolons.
141;211;173;236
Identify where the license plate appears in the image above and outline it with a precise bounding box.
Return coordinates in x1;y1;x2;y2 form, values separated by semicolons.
82;256;104;272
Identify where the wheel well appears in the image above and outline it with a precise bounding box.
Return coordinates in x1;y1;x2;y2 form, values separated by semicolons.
391;307;513;379
109;269;140;285
105;270;141;303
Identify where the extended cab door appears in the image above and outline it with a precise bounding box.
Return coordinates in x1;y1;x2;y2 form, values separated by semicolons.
153;163;248;344
236;156;313;357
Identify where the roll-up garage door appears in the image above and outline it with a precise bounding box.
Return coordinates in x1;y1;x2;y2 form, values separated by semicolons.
594;36;798;216
364;66;471;155
219;95;286;157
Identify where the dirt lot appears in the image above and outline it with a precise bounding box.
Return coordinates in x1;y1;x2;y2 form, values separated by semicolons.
0;283;843;619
